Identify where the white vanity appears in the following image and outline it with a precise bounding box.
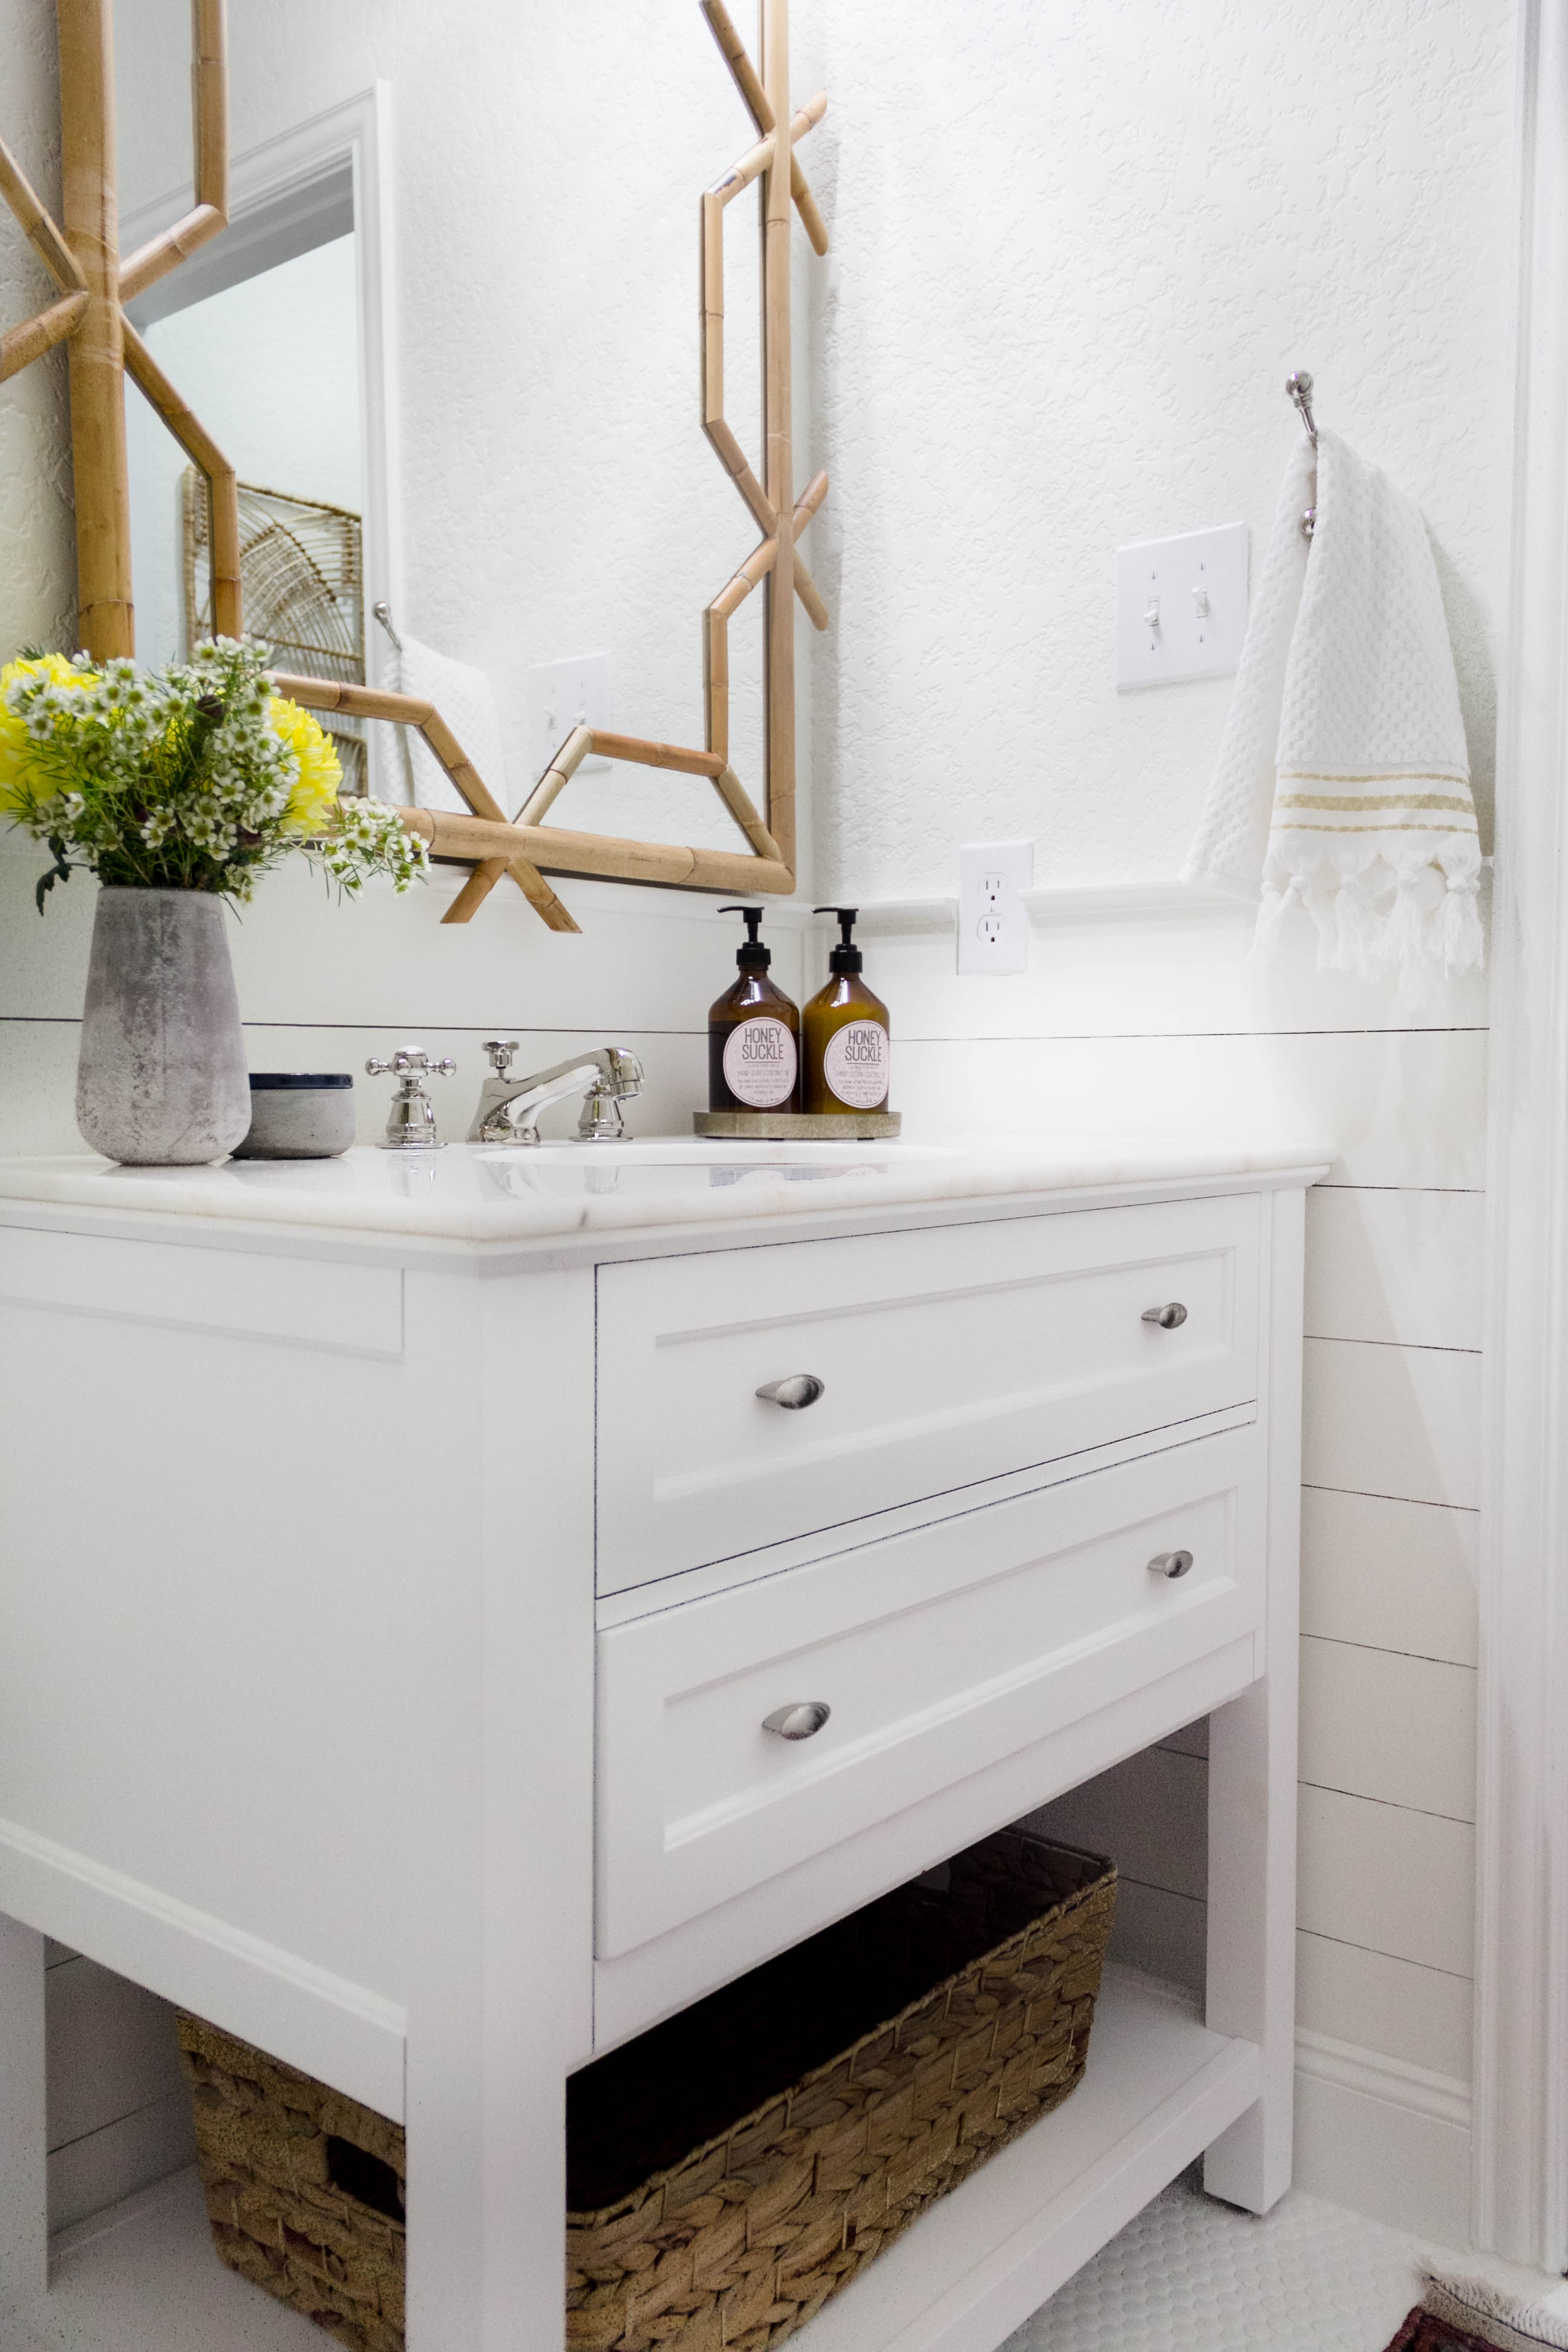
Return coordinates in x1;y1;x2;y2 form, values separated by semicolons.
0;1134;1323;2352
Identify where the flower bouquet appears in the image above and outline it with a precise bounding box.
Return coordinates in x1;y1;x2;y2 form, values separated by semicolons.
0;636;427;1164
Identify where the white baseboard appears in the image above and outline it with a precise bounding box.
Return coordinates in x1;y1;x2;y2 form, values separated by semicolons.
1294;2028;1471;2244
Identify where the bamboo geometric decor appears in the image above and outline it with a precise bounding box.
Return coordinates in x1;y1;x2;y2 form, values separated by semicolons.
384;0;831;917
373;0;832;912
2;0;237;658
0;0;828;929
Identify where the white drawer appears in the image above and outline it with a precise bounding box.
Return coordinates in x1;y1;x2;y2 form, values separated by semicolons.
595;1424;1263;1959
595;1194;1258;1593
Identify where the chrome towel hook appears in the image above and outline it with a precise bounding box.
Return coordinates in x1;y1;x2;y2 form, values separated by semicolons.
1287;370;1318;540
371;600;405;653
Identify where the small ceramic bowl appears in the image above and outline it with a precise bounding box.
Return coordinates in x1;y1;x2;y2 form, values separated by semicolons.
233;1073;355;1159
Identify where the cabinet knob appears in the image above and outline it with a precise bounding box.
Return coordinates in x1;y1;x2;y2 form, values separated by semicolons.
1148;1550;1194;1579
763;1701;832;1740
1142;1302;1188;1329
756;1374;826;1410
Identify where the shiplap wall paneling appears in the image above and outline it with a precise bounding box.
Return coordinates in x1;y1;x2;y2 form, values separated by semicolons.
1301;1488;1478;1669
1304;1188;1486;1353
45;1953;192;2233
1019;1734;1210;2001
1296;1933;1472;2083
1302;1338;1482;1514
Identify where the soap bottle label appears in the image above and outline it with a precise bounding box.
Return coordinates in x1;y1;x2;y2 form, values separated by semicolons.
823;1021;890;1109
723;1018;799;1108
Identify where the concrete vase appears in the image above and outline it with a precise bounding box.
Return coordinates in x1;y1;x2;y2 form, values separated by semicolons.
76;887;251;1165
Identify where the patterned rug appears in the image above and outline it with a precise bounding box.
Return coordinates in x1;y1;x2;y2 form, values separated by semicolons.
1387;2314;1511;2352
1385;2280;1568;2352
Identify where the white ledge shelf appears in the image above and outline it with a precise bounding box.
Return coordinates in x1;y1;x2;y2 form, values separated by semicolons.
854;883;1252;935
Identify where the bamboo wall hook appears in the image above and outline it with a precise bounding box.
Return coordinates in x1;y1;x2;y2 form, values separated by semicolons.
2;1;827;929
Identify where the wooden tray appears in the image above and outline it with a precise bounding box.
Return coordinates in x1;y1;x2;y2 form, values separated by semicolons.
693;1109;901;1140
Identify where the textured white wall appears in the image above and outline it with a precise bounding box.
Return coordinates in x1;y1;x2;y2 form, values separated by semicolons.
807;0;1513;900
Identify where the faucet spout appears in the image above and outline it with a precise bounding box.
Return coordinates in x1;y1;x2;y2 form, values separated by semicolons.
468;1044;644;1146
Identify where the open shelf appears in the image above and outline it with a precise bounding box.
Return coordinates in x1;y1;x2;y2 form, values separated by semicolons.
9;1968;1256;2352
796;1967;1259;2352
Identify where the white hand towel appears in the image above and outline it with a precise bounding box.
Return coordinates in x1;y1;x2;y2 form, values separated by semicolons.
388;636;509;816
1183;428;1482;991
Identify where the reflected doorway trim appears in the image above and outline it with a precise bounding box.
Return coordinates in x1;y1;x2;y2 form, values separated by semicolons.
1474;0;1568;2272
119;84;402;798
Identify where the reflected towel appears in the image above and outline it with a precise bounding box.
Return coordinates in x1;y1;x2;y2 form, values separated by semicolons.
1183;428;1481;994
388;636;508;817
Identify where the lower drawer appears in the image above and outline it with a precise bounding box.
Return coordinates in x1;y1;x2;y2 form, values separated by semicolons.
595;1425;1263;1960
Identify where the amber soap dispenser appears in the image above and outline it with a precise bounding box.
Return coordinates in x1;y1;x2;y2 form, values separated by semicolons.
708;905;801;1112
803;907;891;1114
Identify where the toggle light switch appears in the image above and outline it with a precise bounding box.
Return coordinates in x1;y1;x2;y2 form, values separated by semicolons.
527;653;612;779
1116;523;1248;689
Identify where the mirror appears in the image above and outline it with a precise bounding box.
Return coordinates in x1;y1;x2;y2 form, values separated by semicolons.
107;0;825;886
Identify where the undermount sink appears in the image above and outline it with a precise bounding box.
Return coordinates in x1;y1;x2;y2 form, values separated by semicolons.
467;1134;956;1199
468;1136;948;1166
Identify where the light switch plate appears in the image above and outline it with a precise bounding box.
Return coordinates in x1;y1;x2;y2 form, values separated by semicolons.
526;653;612;779
958;841;1033;975
1116;522;1249;690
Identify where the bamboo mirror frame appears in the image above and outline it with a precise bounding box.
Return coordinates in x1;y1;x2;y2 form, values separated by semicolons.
0;0;829;933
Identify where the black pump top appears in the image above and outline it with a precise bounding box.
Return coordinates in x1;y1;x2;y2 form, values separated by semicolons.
815;905;863;975
720;903;771;969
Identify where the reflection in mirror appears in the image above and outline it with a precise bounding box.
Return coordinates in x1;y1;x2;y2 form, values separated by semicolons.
125;232;365;785
108;0;818;876
115;5;388;792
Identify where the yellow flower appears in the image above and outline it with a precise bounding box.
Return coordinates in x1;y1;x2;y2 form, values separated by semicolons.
269;695;342;834
0;654;98;813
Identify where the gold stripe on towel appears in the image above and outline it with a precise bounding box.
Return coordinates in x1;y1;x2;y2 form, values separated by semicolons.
1272;818;1480;835
1275;792;1476;813
1277;768;1471;787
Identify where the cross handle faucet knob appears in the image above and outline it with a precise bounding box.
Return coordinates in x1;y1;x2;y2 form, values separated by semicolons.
365;1047;456;1081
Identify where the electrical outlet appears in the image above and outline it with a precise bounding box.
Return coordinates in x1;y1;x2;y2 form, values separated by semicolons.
958;842;1032;975
1116;523;1249;690
526;653;612;782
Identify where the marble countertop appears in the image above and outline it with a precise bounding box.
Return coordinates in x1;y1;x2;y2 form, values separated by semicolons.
0;1135;1333;1250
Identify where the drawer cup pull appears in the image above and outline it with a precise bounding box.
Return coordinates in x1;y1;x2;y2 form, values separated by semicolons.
1142;1301;1188;1329
763;1701;832;1740
1149;1549;1194;1579
756;1374;826;1410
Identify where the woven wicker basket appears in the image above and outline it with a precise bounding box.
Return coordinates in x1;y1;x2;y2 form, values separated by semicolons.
176;2011;406;2351
178;1830;1115;2352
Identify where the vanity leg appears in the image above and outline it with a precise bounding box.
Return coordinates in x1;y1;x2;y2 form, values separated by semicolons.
401;1266;595;2351
1202;1186;1303;2214
0;1910;48;2319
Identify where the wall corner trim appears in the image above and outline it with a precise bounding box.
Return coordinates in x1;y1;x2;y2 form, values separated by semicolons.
1473;0;1568;2273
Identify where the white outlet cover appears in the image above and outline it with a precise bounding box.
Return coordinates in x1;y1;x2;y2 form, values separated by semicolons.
1116;522;1249;691
526;652;612;780
958;841;1033;976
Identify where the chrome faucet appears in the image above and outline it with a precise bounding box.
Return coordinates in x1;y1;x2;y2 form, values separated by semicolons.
468;1039;644;1146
